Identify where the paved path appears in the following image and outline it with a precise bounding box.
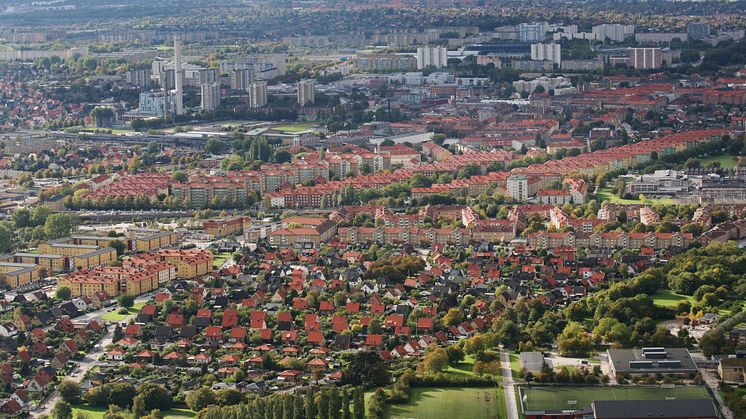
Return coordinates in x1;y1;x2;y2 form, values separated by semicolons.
701;369;734;419
34;298;146;417
501;351;519;419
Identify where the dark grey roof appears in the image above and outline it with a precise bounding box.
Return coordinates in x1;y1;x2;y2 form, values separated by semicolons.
607;347;699;374
592;399;716;419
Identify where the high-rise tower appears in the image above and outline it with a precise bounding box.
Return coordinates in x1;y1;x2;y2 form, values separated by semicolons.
174;35;184;116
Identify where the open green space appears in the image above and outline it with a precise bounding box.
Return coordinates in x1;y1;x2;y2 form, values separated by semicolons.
444;354;477;378
698;153;740;169
651;289;696;308
510;353;522;379
521;385;710;411
271;123;315;133
597;188;677;205
212;252;233;268
386;387;500;419
73;405;195;418
74;127;133;135
100;301;146;322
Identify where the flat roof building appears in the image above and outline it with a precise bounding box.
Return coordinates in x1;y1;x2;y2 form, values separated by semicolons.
607;347;698;377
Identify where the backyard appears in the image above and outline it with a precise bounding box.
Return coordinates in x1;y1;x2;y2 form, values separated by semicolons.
521;385;710;411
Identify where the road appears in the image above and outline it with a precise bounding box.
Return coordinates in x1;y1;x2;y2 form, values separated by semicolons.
34;296;148;417
701;369;734;419
501;351;519;419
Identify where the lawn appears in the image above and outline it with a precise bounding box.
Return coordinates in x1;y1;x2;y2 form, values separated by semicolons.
212;252;233;269
386;387;500;419
698;153;739;169
651;289;695;309
521;385;710;411
597;188;677;205
74;127;133;135
509;353;522;379
73;405;195;418
100;302;146;322
444;354;477;378
271;123;316;133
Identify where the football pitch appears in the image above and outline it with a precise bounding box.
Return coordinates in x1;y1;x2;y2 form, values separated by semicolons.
521;385;710;411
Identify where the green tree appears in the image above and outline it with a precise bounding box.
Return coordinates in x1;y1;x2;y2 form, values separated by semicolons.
117;294;135;308
44;213;74;239
304;388;317;419
108;239;127;256
53;400;73;419
56;286;72;301
352;388;365;419
171;171;189;183
186;388;216;411
0;222;14;253
215;388;244;406
58;379;81;404
135;383;172;412
419;347;449;374
108;382;137;408
443;308;464;326
328;388;341;419
316;389;329;419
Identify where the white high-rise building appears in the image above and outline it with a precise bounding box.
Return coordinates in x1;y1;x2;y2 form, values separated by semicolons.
531;43;562;66
249;81;268;108
173;36;184;115
416;46;448;69
519;23;547;43
592;24;634;43
231;69;254;91
199;68;219;85
297;80;316;106
629;48;662;69
138;91;167;117
200;83;221;112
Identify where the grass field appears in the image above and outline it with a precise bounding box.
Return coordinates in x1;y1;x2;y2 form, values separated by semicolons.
651;289;695;308
510;353;522;379
387;387;500;419
597;188;677;205
521;385;710;411
212;251;233;268
271;123;315;133
100;302;146;322
75;127;133;135
698;153;740;169
444;355;477;378
73;405;195;418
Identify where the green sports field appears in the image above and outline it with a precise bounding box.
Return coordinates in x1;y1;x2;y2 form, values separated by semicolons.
271;123;316;133
521;385;710;411
387;387;500;419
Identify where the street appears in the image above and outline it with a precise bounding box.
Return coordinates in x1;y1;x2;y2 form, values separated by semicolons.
701;369;734;419
500;351;519;419
34;296;147;417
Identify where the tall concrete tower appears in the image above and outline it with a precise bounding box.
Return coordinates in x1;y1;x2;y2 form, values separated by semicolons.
173;35;184;116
